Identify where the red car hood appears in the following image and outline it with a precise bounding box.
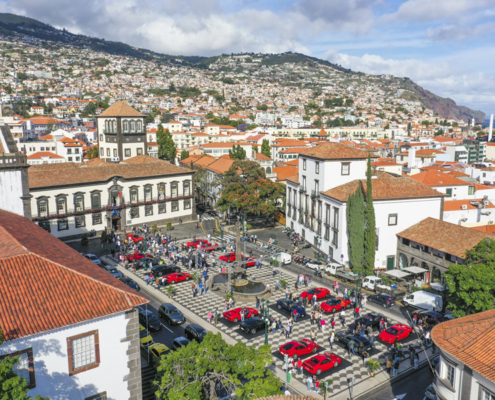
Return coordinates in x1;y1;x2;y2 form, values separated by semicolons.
379;332;395;342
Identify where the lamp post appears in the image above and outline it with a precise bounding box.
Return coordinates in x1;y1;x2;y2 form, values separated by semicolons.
240;212;246;256
316;235;322;263
261;299;270;345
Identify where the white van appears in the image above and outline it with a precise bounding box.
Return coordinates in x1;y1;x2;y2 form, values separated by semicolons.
276;252;292;265
362;276;383;292
403;290;443;311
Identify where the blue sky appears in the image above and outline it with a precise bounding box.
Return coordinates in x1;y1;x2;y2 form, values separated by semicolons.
2;0;494;116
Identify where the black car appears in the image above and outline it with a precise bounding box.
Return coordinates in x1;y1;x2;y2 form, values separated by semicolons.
138;310;162;332
184;324;208;343
119;276;140;292
196;203;206;212
412;311;452;328
349;313;384;330
158;303;185;325
151;264;181;277
368;293;395;308
335;333;372;354
240;317;266;335
170;336;191;351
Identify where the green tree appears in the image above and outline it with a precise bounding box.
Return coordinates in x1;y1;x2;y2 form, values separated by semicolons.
180;150;190;161
444;238;495;318
435;129;444;137
347;185;365;273
161;113;173;123
157;124;177;163
228;144;246;161
260;139;271;159
154;333;282;399
364;156;376;275
86;146;99;159
257;104;268;111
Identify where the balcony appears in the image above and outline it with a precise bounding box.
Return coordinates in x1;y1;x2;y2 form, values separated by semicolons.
311;189;317;198
299;186;307;193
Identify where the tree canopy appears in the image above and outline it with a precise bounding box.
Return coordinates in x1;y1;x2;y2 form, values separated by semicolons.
260;139;271;159
154;333;282;400
85;146;99;160
347;185;365;272
180;150;190;161
364;155;376;275
228;144;246;161
157;124;176;163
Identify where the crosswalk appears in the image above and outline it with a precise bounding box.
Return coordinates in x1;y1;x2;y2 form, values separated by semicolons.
200;215;217;221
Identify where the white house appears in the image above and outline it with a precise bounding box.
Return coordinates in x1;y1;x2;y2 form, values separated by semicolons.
0;209;148;400
431;309;495;400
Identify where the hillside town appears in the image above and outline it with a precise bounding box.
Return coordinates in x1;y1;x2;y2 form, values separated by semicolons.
0;18;494;400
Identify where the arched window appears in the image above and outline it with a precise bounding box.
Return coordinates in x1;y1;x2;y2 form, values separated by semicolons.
398;253;408;270
38;199;48;217
91;193;101;209
431;267;442;283
111;190;119;205
144;187;152;201
130;120;135;132
74;194;84;212
420;262;429;270
183;181;190;196
57;197;66;214
266;167;272;174
157;183;165;200
130;188;138;203
137;120;142;131
123;120;129;132
112;120;116;132
171;183;178;198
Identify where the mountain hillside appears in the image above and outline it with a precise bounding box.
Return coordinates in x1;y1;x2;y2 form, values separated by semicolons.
0;12;485;121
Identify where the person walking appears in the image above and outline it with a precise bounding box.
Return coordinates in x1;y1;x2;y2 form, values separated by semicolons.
386;357;392;375
199;281;204;295
224;300;228;312
311;329;317;343
273;266;277;277
348;339;356;356
310;312;315;327
414;354;419;369
334;281;339;295
293;309;298;322
331;317;336;331
145;273;150;285
409;345;416;366
297;358;303;375
306;375;313;392
240;309;245;322
393;358;400;376
214;309;218;325
285;324;291;339
328;331;335;349
341;315;346;329
208;311;213;324
285;288;289;300
256;297;261;310
321;318;326;333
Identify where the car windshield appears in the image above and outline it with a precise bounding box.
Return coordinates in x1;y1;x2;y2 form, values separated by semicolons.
108;268;118;273
327;300;339;305
363;315;372;320
198;330;207;338
386;328;398;335
139;329;150;339
282;343;294;350
169;309;180;315
307;359;318;365
307;290;315;294
147;315;159;322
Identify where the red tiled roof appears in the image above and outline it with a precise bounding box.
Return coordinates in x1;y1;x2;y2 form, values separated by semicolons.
27;151;64;159
0;210;147;341
470;224;495;235
98;101;144;117
298;142;369;160
207;158;235;174
409;170;470;187
443;199;495;212
396;217;492;258
255;153;272;161
431;309;495;382
285;174;299;184
273;166;299;181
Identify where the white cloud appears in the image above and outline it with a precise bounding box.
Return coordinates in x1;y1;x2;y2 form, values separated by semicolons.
426;23;495;41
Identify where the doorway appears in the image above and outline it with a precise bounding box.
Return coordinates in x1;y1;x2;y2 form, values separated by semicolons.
112;214;121;231
387;256;395;270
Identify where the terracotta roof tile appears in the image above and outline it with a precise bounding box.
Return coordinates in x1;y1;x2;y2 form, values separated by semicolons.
286;174;299;184
443;199;494;211
27;151;64;159
98;101;144;117
273;166;299;181
298;142;369;160
255;153;272;161
207;158;235;174
396;217;492;258
0;210;148;342
410;170;470;187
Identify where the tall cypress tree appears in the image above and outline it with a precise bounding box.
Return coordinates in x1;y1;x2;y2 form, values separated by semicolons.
347;184;365;273
157;124;176;164
364;155;376;274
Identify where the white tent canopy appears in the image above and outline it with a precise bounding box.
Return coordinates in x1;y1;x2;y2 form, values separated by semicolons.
382;270;412;279
403;266;428;274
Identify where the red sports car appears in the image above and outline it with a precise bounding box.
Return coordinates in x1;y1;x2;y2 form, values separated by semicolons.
203;244;219;253
300;287;331;300
186;239;210;248
302;353;342;375
378;324;413;344
127;233;144;243
243;257;257;267
223;307;259;322
279;339;319;360
219;253;254;265
162;272;191;284
126;252;153;262
320;297;352;313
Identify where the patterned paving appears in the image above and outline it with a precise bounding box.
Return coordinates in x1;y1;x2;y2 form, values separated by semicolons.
120;237;425;395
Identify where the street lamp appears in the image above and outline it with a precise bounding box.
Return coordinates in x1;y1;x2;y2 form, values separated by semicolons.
316;235;322;263
261;299;270;345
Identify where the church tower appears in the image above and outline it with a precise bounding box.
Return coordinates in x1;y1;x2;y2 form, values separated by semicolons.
96;101;147;161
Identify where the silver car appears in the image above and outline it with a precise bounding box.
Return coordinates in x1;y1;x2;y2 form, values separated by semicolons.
84;253;101;265
104;265;123;278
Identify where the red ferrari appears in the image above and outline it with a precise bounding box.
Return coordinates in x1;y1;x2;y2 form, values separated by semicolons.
162;272;191;284
279;339;319;360
203;244;219;253
223;307;259;322
378;324;413;344
126;252;152;262
300;287;331;300
127;233;144;243
219;253;254;265
186;239;210;248
302;353;342;375
320;297;352;313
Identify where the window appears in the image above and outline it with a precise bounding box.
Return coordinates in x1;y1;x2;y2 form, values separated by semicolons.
172;201;179;211
100;134;103;141
184;181;190;196
137;148;143;155
315;180;319;194
144;187;152;201
446;188;452;197
481;387;495;400
111;190;120;205
130;207;139;218
58;218;69;231
0;348;35;389
100;148;104;157
303;158;306;170
446;363;455;387
130;189;138;203
145;205;153;216
74;194;84;212
315;161;319;174
67;330;100;376
91;193;101;209
75;149;80;155
75;215;85;228
158;183;165;200
68;157;73;162
92;213;102;225
57;197;67;214
158;203;166;214
302;176;306;191
130;120;135;132
388;214;398;226
184;199;191;209
171;183;178;198
123;120;129;132
125;148;131;157
67;149;72;155
39;221;51;232
113;149;117;157
38;199;48;217
106;148;110;157
468;186;475;195
341;163;350;175
332;208;339;247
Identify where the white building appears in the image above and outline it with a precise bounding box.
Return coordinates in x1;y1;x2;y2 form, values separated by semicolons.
0;209;147;400
431;309;495;400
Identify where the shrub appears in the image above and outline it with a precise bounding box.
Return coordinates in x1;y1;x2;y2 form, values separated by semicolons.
167;221;174;230
81;234;89;246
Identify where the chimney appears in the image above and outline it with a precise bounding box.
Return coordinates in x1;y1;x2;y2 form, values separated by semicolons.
489;114;494;142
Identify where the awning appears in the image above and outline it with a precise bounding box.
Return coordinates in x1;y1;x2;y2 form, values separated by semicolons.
382;269;412;279
403;266;428;274
430;282;446;291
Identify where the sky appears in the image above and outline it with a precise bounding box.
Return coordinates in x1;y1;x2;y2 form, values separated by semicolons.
2;0;494;117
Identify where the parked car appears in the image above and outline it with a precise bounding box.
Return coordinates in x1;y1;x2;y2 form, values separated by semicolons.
184;324;208;343
239;317;266;335
279;339;319;360
349;313;385;330
320;297;351;313
126;252;153;262
378;324;413;344
170;336;191;351
139;325;154;349
368;293;396;308
335;333;372;354
300;287;331;300
186;239;210;248
127;233;144;243
84;253;101;265
162;272;191;284
139;310;162;332
223;307;259;323
119;276;140;291
276;300;306;317
158;303;185;325
149;343;170;358
424;383;437;400
151;264;181;277
103;265;123;278
302;353;342;375
411;311;451;328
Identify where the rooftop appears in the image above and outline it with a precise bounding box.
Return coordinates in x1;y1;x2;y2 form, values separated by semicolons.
409;170;470;187
298;142;369;160
98;101;144;117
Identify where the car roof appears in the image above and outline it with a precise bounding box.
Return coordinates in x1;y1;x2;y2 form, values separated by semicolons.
161;303;176;310
139;310;154;316
85;253;97;257
174;336;190;343
188;324;205;331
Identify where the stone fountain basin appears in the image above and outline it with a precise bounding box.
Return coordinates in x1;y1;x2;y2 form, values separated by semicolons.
212;273;271;302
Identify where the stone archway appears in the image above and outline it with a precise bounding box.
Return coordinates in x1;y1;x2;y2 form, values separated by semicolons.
431;266;442;283
398;253;408;270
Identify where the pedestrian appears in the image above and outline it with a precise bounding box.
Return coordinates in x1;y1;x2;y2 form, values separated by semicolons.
311;329;317;343
334;281;339;294
431;339;437;354
145;273;150;285
285;288;289;300
214;309;218;325
315;310;321;330
424;330;431;347
306;375;313;392
341;316;346;328
285;324;290;338
348;340;355;356
321;318;326;332
303;297;308;309
393;358;400;376
293;309;298;322
409;345;416;366
240;309;245;322
313;375;318;393
386;357;392;374
354;306;360;319
362;348;369;366
273;266;277;276
199;281;204;295
297;358;302;375
208;311;213;324
328;331;335;349
256;296;260;310
414;354;419;369
331;317;336;331
310;312;315;326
